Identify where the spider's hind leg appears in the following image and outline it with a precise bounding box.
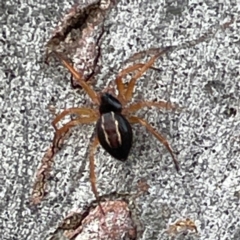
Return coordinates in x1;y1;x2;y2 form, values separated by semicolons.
128;115;179;172
89;136;105;214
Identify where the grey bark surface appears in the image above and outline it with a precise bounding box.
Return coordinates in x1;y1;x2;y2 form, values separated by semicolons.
0;0;240;240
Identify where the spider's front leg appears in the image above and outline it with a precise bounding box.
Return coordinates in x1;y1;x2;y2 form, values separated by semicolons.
116;63;146;102
128;116;179;171
52;51;100;105
116;47;171;105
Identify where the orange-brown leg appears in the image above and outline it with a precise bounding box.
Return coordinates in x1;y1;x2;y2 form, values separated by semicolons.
31;116;97;205
53;117;98;148
116;63;146;102
123;101;177;115
52;107;98;131
116;64;164;104
124;48;170;102
52;51;100;105
128;116;179;171
89;136;105;214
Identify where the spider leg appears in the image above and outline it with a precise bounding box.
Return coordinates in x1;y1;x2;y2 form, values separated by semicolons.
124;47;170;102
123;100;177;115
116;63;146;102
89;136;105;214
31;116;97;205
128;116;179;171
52;51;100;105
53;117;97;148
52;107;98;131
116;64;163;104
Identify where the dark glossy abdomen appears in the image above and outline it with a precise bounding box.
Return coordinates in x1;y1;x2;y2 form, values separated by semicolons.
96;112;132;161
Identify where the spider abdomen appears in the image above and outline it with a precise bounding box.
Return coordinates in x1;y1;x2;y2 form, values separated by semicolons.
96;112;132;161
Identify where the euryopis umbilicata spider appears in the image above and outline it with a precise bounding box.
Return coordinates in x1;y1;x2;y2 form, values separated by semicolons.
31;47;179;209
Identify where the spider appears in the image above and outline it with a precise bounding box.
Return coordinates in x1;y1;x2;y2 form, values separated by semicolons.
36;48;179;209
166;218;198;235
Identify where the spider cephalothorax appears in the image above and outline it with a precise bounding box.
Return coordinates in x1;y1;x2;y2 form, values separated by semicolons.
31;47;179;209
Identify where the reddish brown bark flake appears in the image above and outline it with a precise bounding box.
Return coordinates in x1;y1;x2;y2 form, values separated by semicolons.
166;218;198;236
46;0;118;86
49;199;138;240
